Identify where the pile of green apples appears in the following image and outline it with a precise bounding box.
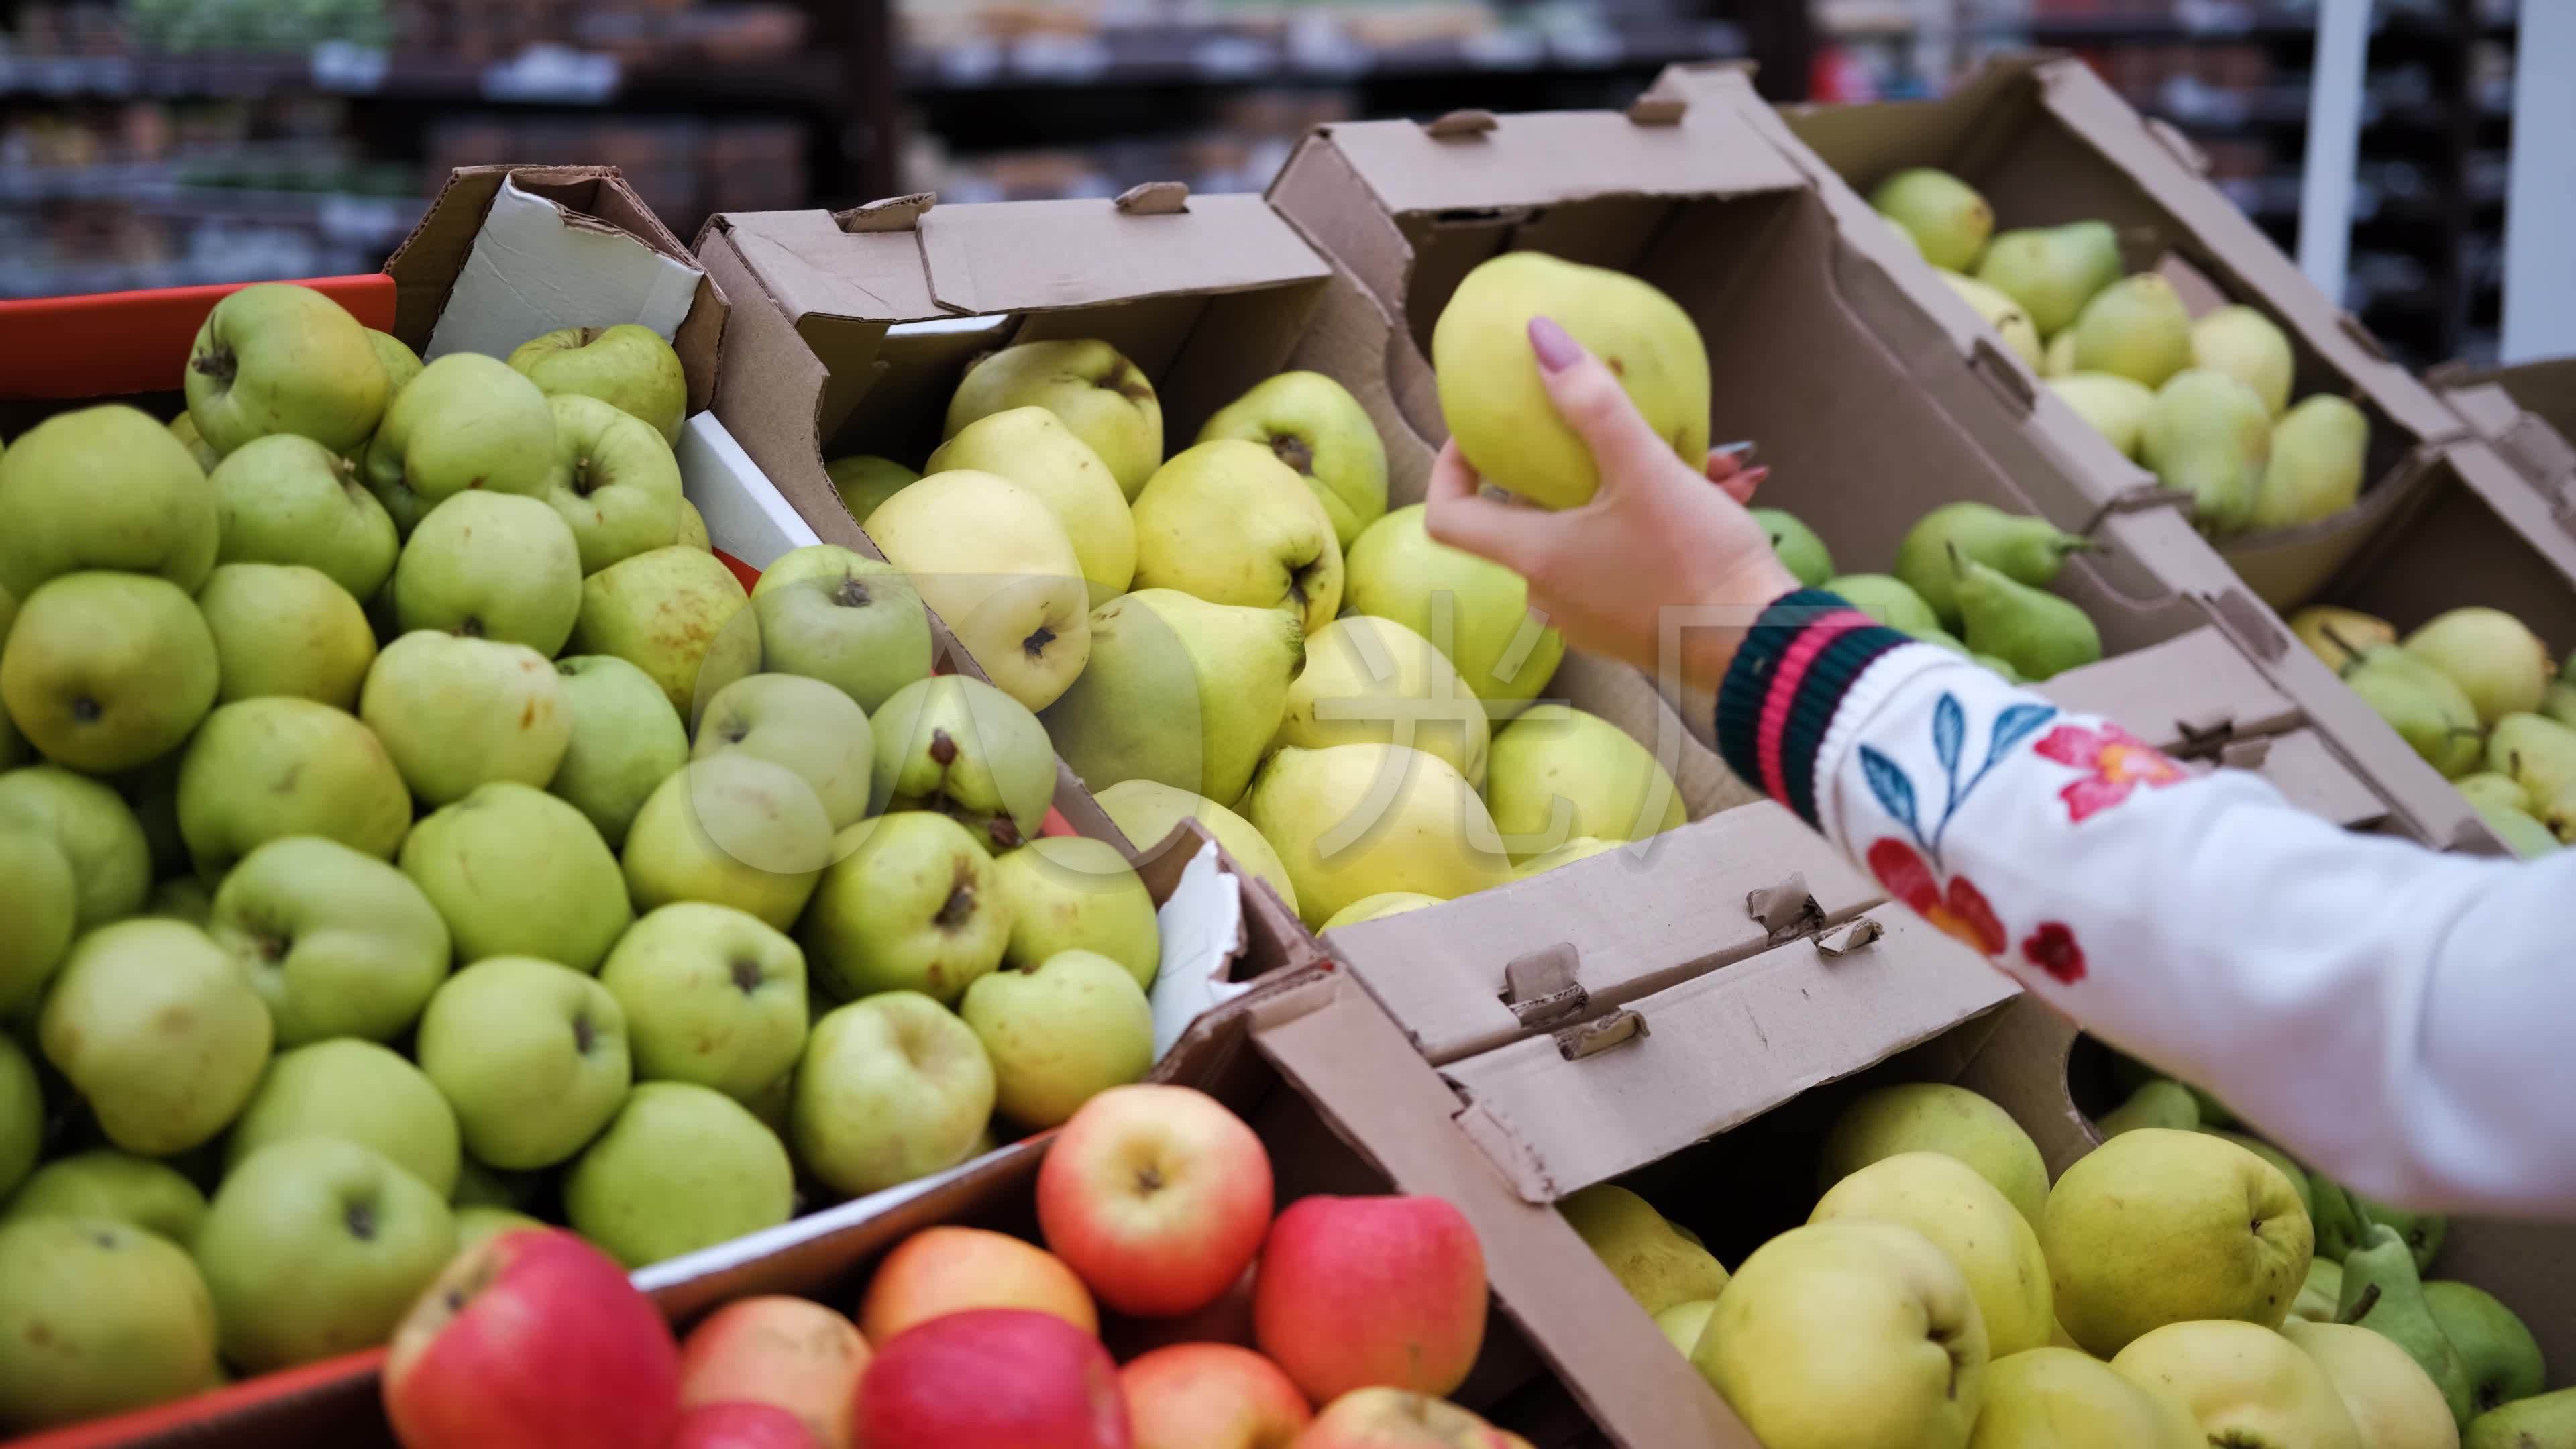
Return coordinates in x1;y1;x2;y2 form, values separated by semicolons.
0;284;1177;1434
1872;168;2372;541
1564;1076;2563;1449
1756;499;2106;683
825;335;1691;934
2287;602;2573;856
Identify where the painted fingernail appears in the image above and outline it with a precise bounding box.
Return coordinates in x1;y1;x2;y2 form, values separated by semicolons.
1741;466;1771;486
1528;316;1582;372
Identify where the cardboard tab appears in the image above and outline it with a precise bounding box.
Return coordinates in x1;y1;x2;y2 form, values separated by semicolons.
1500;945;1589;1030
1424;109;1498;138
837;193;933;233
1625;95;1688;127
920;194;1328;316
1114;182;1191;215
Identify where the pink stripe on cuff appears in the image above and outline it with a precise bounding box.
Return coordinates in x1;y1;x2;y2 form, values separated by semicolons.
1756;611;1876;804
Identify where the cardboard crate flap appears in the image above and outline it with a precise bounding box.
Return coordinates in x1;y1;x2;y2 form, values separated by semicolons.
1313;108;1806;216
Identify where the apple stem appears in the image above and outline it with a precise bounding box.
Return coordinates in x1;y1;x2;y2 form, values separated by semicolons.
192;345;237;384
2339;1282;2381;1324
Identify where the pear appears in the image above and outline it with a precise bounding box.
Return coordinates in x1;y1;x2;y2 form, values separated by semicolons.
2043;328;2079;378
2280;1320;2464;1449
2465;1387;2576;1449
1896;502;2096;626
1827;574;1941;634
2423;1281;2546;1417
2479;802;2561;857
1869;167;1993;270
2487;711;2576;798
2346;647;2484;779
1752;508;1833;588
2291;606;2397;672
2096;1080;2199;1136
1976;652;2028;684
1432;252;1711;510
1977;221;2123;336
1241;743;1511;928
2071;274;2194;387
1559;1183;1729;1317
2190;305;2296;416
1953;553;2102;682
1039;588;1302;806
1902;626;1970;657
2454;771;2528;814
2339;1222;2476;1429
2405;608;2553;727
2049;373;2156;460
2247;395;2370;533
2140;370;2269;533
1938;270;2045;370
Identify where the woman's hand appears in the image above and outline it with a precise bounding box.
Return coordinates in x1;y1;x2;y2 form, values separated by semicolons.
1423;317;1803;694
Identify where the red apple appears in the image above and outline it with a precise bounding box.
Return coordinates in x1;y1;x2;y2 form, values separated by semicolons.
1253;1196;1485;1403
383;1227;681;1449
1121;1343;1311;1449
1293;1389;1533;1448
670;1401;825;1449
678;1296;871;1449
859;1226;1098;1342
854;1308;1130;1449
1037;1084;1273;1317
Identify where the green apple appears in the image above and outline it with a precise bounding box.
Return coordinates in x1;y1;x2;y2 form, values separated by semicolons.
193;1136;455;1371
39;919;272;1155
449;1157;543;1212
1040;588;1302;806
0;1216;221;1429
563;1081;794;1268
146;876;213;924
790;991;995;1198
1820;1081;2051;1227
1;572;218;773
392;492;583;653
551;654;690;847
452;1204;544;1256
959;948;1153;1129
211;835;450;1044
121;751;188;879
694;672;874;830
0;404;218;597
226;1039;461;1197
184;282;386;455
415;956;632;1170
537;394;684;574
368;329;423;399
211;433;400;600
622;755;832;932
0;1035;33;1199
177;698;412;875
361;631;571;805
197;562;376;708
826;455;920;522
0;698;21;773
169;410;223;472
800;811;1012;1004
871;674;1057;851
1197;370;1389;549
749;542;876;598
571;545;755;716
676;496;710;551
1560;1183;1730;1317
926;405;1137;601
1319;891;1442;930
401;782;634;973
1092;777;1298;918
360;353;555;533
508;323;688;444
599;902;808;1102
0;765;150;928
2045;1128;2312;1356
988;835;1159;990
1344;504;1563;716
1;1152;207;1242
1484;704;1687;864
1275;614;1489;790
0;827;75;1012
746;554;934;713
1129;439;1345;635
943;339;1163;500
863;470;1091;712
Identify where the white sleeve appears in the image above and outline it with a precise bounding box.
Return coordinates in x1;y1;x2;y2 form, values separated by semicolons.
1815;643;2576;1216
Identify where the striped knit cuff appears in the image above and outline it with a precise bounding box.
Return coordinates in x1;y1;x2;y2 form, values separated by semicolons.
1714;589;1912;830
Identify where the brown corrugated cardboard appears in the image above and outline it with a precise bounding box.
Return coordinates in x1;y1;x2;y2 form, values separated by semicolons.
2434;356;2576;525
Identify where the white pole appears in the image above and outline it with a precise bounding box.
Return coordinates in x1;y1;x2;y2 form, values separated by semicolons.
2297;0;2371;306
2504;3;2575;362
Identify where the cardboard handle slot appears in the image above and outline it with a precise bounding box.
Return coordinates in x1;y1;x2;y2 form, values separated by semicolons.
1746;875;1822;943
1626;95;1688;127
837;193;934;234
1423;109;1499;139
1499;943;1590;1030
1816;918;1884;957
2174;709;2237;751
2143;117;2212;176
1114;182;1191;215
2200;586;2291;665
2218;738;2273;771
1554;1009;1646;1062
1968;337;2038;415
2078;483;2192;537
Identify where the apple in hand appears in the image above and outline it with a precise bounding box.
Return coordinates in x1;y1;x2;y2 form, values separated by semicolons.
362;353;556;533
1;571;218;773
225;1038;462;1198
402;782;634;971
748;555;934;714
211;433;401;600
679;1297;872;1449
859;1226;1099;1344
863;472;1092;712
40;919;272;1155
672;1402;824;1449
945;338;1163;501
394;491;584;653
415;957;633;1170
540;394;685;574
623;755;833;932
601;902;808;1102
1129;440;1344;635
790;991;994;1199
185;281;386;454
696;673;874;830
1;1151;208;1243
962;949;1154;1130
194;1136;457;1371
1121;1344;1311;1449
552;654;690;847
511;323;689;443
0;764;152;929
853;1308;1132;1449
384;1227;684;1449
363;631;572;805
800;811;1012;1004
0;403;218;597
1295;1390;1533;1449
1038;1085;1273;1318
564;1082;796;1269
0;1216;222;1430
1255;1195;1486;1403
210;836;448;1045
1199;370;1389;551
177;697;412;874
197;561;376;708
871;675;1059;851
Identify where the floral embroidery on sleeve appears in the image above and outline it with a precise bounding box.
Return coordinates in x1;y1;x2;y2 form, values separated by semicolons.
2030;722;2187;824
2020;922;2086;984
1856;693;2059;959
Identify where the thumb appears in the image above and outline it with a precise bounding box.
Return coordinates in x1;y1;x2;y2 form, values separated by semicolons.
1529;315;1672;489
1423;438;1552;578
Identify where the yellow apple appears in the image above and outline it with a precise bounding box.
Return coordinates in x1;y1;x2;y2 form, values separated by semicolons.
1814;1152;2053;1358
2110;1320;2363;1449
1240;743;1511;928
865;470;1089;711
925;405;1135;602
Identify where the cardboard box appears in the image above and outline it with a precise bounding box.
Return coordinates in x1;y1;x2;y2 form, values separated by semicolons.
2433;355;2576;523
